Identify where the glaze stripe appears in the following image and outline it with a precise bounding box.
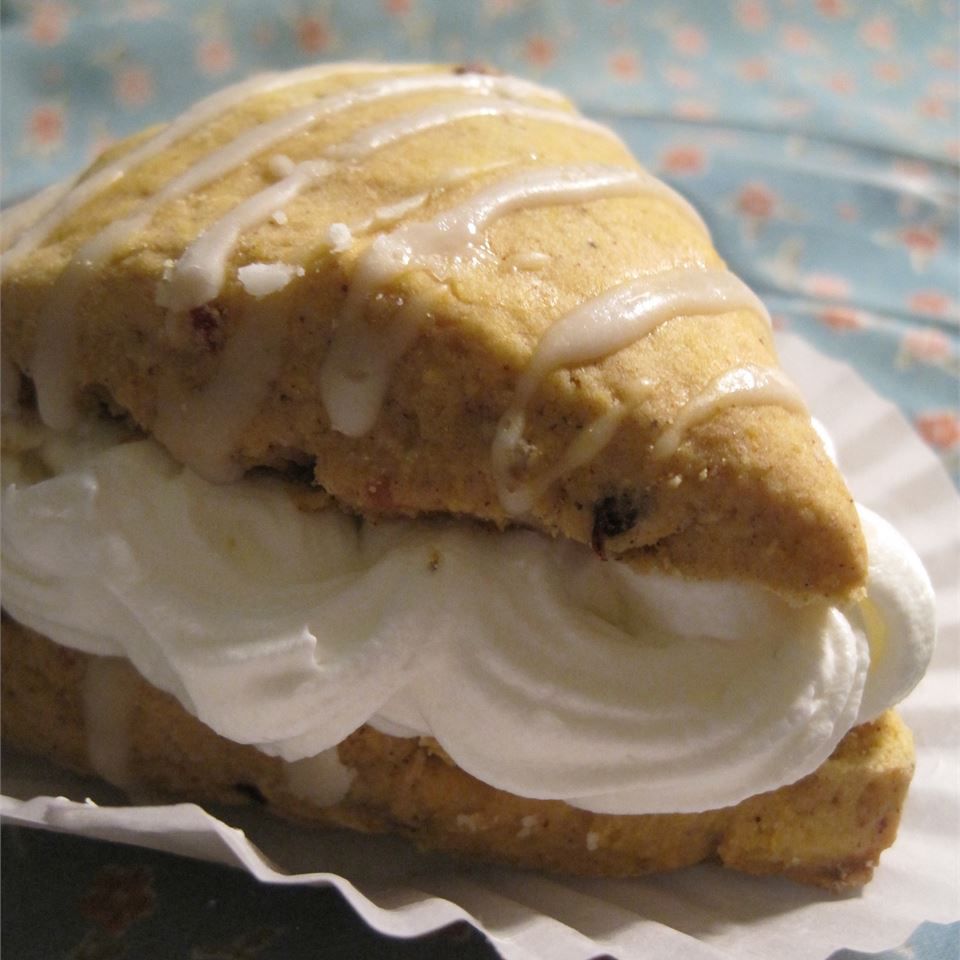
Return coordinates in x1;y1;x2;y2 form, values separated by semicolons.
653;364;808;459
319;164;676;438
163;96;624;312
493;268;776;514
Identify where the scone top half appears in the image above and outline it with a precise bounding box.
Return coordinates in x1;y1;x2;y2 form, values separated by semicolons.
1;62;866;602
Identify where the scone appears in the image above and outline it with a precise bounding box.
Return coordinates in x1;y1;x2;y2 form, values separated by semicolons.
0;62;935;887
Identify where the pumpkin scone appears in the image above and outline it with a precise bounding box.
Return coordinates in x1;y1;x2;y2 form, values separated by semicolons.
0;62;935;888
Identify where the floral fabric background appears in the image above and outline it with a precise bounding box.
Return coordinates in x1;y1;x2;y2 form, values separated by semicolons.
1;2;959;958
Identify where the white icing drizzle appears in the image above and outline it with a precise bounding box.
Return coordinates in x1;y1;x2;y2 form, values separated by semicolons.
327;222;354;251
524;269;770;393
349;164;517;237
351;162;517;234
494;406;627;515
152;302;288;482
32;259;91;430
653;364;809;459
267;153;297;178
83;656;137;791
162;96;616;313
320;163;700;437
319;297;428;439
361;193;430;230
28;70;568;430
492;268;771;513
283;748;355;807
507;250;551;271
325;95;620;161
160;159;335;311
237;262;304;297
1;175;78;251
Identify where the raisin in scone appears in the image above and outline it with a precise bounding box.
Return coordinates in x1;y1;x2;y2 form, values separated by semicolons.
0;62;936;887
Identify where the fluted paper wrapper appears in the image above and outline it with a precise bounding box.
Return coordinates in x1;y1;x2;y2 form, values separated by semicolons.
3;333;958;960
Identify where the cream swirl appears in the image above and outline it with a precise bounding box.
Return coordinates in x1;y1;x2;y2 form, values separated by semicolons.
0;416;935;814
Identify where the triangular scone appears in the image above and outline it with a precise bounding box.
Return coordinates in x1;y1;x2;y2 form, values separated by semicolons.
0;62;865;601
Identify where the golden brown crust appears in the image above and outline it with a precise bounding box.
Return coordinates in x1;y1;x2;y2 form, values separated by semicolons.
0;63;866;601
1;618;914;889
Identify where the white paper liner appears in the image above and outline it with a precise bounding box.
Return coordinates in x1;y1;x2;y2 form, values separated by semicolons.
2;331;958;960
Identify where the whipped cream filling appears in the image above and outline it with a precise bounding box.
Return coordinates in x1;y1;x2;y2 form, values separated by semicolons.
0;416;935;814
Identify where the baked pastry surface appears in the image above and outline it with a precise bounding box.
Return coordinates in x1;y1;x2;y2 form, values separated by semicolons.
1;621;915;889
0;62;865;601
2;63;923;891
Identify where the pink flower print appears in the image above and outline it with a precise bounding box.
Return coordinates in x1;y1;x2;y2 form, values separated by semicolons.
295;16;331;53
523;35;556;69
196;38;234;75
731;184;807;245
26;103;64;154
915;411;960;451
859;15;895;52
735;0;769;32
927;78;957;99
736;182;777;220
872;61;904;85
907;290;954;318
659;144;707;176
900;327;952;364
29;2;69;46
803;273;852;300
835;202;859;222
114;66;155;108
672;25;707;57
662;65;698;90
916;95;950;120
826;70;856;95
817;306;867;331
776;97;815;118
928;45;959;71
781;24;818;54
384;0;412;14
122;1;169;22
898;224;941;270
815;0;850;18
673;99;714;120
737;57;771;83
893;159;932;179
608;49;642;81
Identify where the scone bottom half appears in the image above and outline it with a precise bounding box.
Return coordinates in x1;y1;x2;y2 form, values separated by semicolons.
2;622;916;891
0;60;866;603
